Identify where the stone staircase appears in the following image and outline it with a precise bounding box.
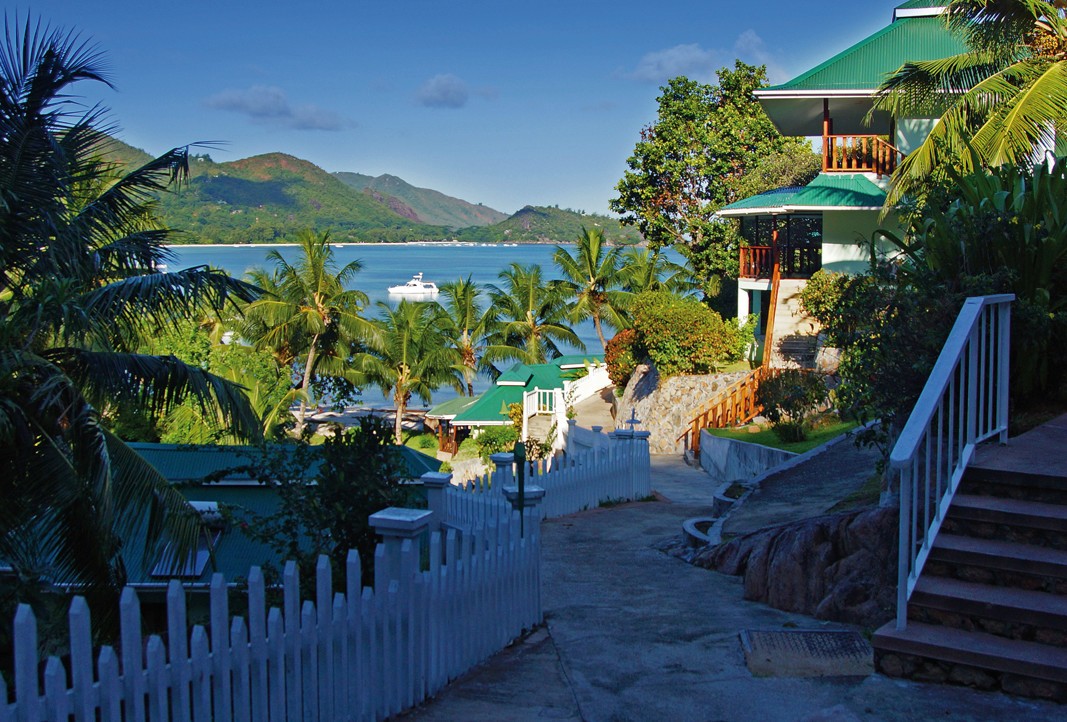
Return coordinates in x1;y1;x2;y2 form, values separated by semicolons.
873;464;1067;701
767;279;818;369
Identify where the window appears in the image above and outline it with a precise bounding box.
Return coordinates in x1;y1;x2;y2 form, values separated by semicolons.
150;501;225;579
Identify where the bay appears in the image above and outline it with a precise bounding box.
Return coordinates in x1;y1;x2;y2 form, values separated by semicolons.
166;242;661;409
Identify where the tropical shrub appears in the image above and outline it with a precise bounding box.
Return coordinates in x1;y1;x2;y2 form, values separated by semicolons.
605;328;639;387
756;370;829;442
630;291;741;377
475;426;519;463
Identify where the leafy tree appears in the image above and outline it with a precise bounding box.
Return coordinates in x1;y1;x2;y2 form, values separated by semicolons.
0;18;261;615
611;63;819;291
354;300;463;443
243;230;371;435
553;227;629;352
486;263;582;366
438;276;499;396
235;418;413;591
873;0;1067;203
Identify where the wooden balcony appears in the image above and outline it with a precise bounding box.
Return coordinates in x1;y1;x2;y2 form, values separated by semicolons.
823;134;902;176
740;245;774;278
739;245;821;280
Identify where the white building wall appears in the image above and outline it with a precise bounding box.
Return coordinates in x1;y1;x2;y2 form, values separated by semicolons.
821;210;903;275
896;117;937;155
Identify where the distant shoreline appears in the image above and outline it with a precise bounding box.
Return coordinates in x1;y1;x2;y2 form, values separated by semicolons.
163;240;603;249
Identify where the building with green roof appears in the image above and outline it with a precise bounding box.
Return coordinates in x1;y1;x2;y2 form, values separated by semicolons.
718;3;963;337
426;355;609;456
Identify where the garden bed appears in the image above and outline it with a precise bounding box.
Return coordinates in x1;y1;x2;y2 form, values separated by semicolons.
706;416;856;455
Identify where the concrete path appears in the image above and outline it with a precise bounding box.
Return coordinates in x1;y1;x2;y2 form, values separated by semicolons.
403;455;1063;721
724;435;882;536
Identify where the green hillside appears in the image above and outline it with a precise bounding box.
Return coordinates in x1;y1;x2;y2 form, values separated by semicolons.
455;205;643;244
92;139;642;246
156;153;446;244
335;172;508;228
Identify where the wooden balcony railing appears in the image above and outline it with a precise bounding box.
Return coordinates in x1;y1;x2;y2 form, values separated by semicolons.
739;245;821;279
740;246;774;278
823;134;902;176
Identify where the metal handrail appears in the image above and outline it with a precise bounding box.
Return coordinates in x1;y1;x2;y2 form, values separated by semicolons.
890;294;1013;630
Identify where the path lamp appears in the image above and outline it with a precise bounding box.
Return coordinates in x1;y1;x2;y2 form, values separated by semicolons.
512;440;526;535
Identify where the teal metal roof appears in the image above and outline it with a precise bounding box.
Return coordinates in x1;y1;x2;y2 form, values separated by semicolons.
425;395;478;419
718;174;886;216
553;354;603;368
765;14;963;93
452;384;524;425
895;1;946;10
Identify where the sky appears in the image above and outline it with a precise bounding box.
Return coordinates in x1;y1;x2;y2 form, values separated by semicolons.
19;1;907;216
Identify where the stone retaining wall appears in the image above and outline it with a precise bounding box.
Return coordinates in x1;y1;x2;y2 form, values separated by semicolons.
699;431;796;482
616;364;749;455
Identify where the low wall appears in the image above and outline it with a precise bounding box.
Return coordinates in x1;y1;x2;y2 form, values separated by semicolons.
616;365;749;455
699;430;796;482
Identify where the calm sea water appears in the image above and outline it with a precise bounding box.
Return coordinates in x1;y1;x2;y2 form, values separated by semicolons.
166;242;665;409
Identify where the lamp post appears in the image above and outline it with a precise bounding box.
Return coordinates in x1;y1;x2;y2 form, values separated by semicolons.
513;440;526;535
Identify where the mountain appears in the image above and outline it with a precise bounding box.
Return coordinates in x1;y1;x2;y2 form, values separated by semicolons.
335;172;507;229
455;205;643;245
97;139;642;245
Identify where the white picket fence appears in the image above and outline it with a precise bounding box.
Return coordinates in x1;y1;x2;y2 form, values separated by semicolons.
434;428;652;524
2;508;540;721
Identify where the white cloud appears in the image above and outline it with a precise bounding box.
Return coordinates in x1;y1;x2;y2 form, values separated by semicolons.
416;74;470;109
628;44;718;83
203;85;350;131
733;30;787;84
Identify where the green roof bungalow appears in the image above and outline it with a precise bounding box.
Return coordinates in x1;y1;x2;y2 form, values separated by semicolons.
426;355;609;457
717;2;966;364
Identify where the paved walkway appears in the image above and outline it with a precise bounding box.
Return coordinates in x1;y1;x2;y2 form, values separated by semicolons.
403;453;1063;721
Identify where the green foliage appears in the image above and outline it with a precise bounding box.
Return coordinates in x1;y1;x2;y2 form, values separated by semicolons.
629;291;741;377
236;418;412;590
611;63;819;287
605;328;639;387
0;19;261;619
486;262;582;367
799;270;852;334
881;157;1067;401
873;0;1067;205
756;370;829;442
553;227;630;351
475;426;519;463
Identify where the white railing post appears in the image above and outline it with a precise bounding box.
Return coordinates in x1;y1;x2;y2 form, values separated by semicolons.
997;301;1011;444
369;508;433;586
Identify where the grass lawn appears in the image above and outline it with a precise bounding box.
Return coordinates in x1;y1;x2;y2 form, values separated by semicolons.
706;417;858;454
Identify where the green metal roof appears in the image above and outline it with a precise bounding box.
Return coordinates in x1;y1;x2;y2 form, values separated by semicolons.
895;1;946;10
765;15;963;93
425;394;479;419
552;354;603;368
718;174;886;216
452;384;524;425
756;8;965;136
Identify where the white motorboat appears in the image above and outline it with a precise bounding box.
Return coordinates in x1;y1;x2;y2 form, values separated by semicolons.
387;272;439;295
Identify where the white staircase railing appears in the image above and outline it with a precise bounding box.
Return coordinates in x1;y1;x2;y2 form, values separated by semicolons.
891;294;1013;631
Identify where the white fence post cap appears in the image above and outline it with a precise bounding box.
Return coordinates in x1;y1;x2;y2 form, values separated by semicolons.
420;471;453;488
502;485;546;508
369;508;433;539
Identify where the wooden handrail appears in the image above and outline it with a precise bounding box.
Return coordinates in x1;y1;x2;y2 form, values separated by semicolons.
739;246;774;278
761;258;782;368
823;134;902;176
678;366;782;457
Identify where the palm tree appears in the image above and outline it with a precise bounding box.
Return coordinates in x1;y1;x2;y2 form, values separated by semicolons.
553;228;629;352
243;229;371;436
438;276;499;396
0;18;262;611
353;301;463;443
873;0;1067;202
619;247;699;296
487;262;582;367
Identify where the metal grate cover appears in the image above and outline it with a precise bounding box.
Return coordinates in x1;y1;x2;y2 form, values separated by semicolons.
740;629;873;677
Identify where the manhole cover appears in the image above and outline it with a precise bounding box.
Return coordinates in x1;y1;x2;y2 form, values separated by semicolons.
739;629;873;677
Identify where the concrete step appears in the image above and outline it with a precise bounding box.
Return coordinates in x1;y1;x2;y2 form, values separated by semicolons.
873;621;1067;687
962;468;1067;505
910;576;1067;643
930;534;1067;579
944;494;1067;549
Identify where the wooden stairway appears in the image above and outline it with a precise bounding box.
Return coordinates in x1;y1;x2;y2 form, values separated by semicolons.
873;465;1067;701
